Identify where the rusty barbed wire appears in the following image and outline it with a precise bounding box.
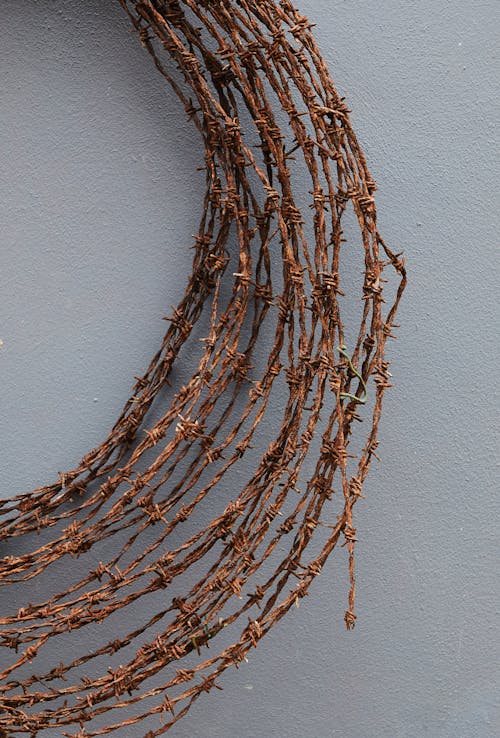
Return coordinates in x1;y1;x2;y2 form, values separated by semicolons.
0;1;406;735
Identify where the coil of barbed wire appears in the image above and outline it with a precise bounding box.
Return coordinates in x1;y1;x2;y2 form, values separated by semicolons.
0;1;406;736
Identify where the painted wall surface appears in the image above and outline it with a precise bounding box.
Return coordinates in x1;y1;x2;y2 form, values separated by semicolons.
1;2;498;737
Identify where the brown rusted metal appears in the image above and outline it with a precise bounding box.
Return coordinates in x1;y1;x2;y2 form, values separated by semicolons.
0;1;406;735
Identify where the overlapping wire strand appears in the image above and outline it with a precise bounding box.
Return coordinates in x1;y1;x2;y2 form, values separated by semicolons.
0;1;406;735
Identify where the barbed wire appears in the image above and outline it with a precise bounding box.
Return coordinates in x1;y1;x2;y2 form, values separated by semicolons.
0;1;406;735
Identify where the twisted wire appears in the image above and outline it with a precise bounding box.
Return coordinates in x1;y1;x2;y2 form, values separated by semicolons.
0;2;406;735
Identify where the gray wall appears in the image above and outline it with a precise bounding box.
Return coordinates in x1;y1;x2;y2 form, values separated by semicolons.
1;2;498;737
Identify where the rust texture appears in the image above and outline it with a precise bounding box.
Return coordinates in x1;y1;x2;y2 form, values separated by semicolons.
0;1;406;735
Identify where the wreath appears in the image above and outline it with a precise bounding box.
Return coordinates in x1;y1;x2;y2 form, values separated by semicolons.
0;2;406;735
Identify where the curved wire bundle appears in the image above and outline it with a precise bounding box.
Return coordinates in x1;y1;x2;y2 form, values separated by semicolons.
0;1;406;735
